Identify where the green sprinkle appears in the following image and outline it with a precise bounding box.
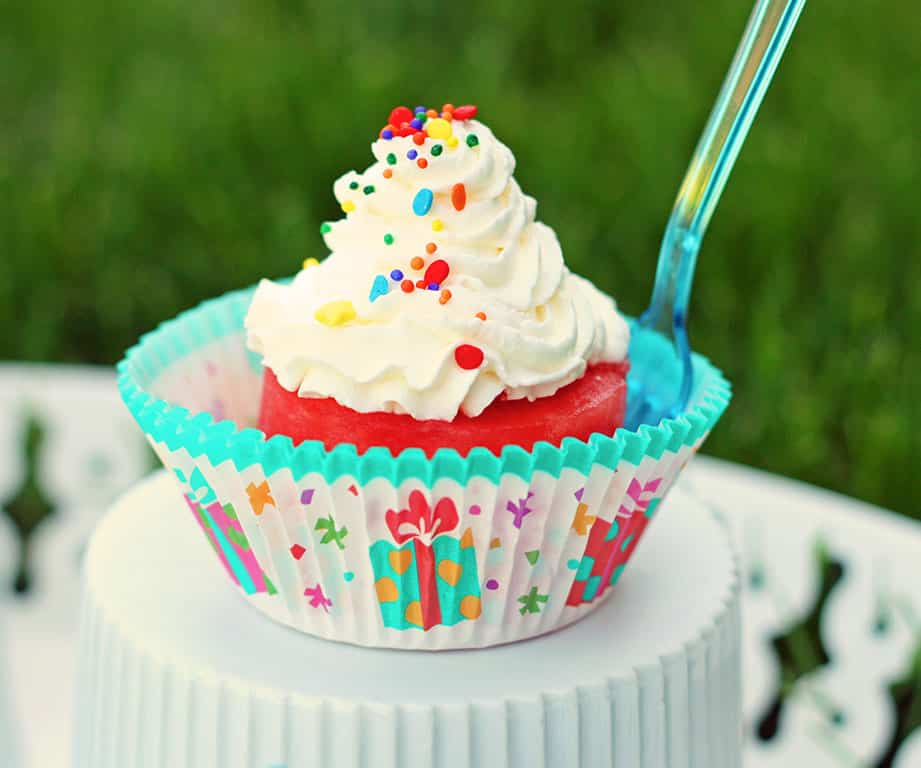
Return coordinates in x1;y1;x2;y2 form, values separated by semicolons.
349;181;359;190
386;153;397;165
320;222;332;234
384;233;394;245
466;134;479;148
431;144;443;156
363;185;375;195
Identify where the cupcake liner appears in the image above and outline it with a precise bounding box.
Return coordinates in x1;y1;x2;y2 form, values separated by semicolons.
118;285;731;650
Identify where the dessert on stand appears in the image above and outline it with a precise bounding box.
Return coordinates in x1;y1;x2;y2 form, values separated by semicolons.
74;472;741;768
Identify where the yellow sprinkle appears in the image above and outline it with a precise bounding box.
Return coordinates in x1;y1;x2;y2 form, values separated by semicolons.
302;257;320;270
432;219;444;232
341;200;356;213
447;136;459;149
425;118;452;139
314;300;357;327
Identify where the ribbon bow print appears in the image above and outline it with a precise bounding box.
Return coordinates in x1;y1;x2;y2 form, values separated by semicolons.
386;490;459;546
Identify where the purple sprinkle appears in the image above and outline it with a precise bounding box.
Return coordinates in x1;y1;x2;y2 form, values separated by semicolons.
486;579;499;590
390;269;403;281
469;504;481;516
410;118;423;130
381;129;394;140
407;149;418;160
427;283;439;290
415;105;426;113
574;487;585;502
300;489;315;505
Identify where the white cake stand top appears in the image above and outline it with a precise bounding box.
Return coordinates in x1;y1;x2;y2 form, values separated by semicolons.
76;471;741;768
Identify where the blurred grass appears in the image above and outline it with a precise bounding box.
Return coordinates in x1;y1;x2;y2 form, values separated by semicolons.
0;0;919;517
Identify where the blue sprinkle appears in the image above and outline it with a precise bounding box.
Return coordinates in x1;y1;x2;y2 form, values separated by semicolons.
407;149;418;160
415;105;426;113
412;188;434;216
390;269;404;281
427;283;440;291
410;118;423;130
369;274;390;303
381;129;393;140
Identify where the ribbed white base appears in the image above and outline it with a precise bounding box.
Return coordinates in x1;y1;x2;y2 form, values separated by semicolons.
74;472;742;768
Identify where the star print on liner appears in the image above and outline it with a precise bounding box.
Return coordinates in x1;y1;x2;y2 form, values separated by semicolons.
518;587;549;615
246;480;275;516
315;513;348;550
304;583;332;612
369;490;481;631
507;492;535;529
566;476;665;607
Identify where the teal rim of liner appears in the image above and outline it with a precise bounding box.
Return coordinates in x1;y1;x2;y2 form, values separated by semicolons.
117;284;731;487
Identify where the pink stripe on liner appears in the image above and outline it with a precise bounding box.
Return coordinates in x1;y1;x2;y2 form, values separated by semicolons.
206;502;267;593
183;494;237;583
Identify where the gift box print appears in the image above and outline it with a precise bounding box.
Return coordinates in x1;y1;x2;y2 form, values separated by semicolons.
566;476;664;607
370;490;481;631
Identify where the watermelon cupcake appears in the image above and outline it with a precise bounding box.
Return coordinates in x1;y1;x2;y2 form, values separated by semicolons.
118;103;730;650
247;104;631;456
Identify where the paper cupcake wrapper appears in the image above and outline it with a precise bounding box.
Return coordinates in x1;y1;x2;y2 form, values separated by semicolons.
118;285;731;650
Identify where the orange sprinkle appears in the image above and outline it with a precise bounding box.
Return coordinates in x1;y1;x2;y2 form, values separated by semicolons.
451;183;467;211
401;279;414;293
410;256;425;270
439;289;452;305
426;108;438;118
417;158;428;169
475;312;487;321
442;103;455;113
382;168;393;179
416;279;427;289
442;111;453;122
426;242;437;254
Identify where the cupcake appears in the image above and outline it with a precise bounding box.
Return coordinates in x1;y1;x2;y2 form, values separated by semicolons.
118;102;730;650
246;104;630;456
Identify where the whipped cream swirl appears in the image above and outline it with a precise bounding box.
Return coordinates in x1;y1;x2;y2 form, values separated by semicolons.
246;114;629;421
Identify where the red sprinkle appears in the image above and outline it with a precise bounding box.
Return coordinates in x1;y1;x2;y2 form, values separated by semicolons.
455;344;484;370
416;158;428;169
396;124;415;138
416;279;427;289
451;183;467;211
412;131;426;145
389;106;414;127
401;279;414;293
453;105;478;120
475;311;487;321
424;259;450;285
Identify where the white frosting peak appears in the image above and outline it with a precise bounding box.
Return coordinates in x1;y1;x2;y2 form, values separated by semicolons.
246;116;629;421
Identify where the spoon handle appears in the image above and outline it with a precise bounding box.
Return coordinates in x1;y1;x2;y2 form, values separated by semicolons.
641;0;806;408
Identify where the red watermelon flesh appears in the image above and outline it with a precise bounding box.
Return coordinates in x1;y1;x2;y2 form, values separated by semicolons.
257;361;629;457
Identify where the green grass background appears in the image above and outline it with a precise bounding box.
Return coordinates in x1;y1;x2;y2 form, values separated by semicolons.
1;0;919;518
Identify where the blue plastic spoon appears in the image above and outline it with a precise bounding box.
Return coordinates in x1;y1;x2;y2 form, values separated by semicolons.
626;0;807;429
